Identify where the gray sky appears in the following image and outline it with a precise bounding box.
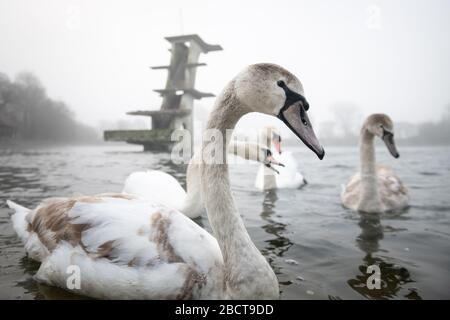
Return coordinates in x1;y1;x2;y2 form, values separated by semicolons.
1;0;449;136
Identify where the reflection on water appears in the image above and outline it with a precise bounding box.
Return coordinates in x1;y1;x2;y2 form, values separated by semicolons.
15;257;88;300
259;190;293;285
0;145;449;299
348;212;422;299
261;190;293;258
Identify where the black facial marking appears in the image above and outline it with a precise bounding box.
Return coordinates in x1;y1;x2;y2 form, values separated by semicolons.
277;80;309;126
382;126;393;138
277;80;309;111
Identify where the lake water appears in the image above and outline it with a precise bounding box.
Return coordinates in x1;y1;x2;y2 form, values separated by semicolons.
0;143;449;299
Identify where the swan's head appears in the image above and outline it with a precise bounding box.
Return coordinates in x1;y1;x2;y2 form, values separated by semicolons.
235;63;325;160
272;130;282;155
261;147;284;174
260;126;282;154
364;113;399;158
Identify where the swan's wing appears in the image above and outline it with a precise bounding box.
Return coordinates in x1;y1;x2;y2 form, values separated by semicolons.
12;195;223;299
122;170;186;210
377;165;409;211
341;172;361;210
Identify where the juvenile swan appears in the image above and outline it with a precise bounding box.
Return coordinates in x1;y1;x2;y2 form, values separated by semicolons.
255;126;307;190
341;114;409;213
8;63;324;299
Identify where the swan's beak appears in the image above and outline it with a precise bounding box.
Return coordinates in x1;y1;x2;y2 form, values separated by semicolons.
382;130;399;158
278;102;325;160
266;154;284;167
266;164;280;174
263;150;284;174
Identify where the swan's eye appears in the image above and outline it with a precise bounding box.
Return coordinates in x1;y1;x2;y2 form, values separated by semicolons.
303;101;310;111
277;80;285;87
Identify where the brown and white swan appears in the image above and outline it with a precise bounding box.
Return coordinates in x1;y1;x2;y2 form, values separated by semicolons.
341;113;409;213
7;63;324;299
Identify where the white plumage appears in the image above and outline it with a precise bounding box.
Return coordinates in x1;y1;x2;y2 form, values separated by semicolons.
255;127;306;190
123;170;187;211
8;196;224;299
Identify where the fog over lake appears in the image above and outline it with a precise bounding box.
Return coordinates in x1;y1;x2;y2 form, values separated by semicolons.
0;0;449;138
0;0;449;301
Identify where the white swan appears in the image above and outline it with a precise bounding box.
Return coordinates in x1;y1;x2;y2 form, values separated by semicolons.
7;63;324;299
122;140;283;219
341;114;409;213
255;126;306;190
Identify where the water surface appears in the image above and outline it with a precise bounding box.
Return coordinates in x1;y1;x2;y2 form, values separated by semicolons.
0;144;449;299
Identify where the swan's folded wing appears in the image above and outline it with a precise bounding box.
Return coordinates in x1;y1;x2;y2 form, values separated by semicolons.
24;195;223;299
68;197;222;269
377;165;407;195
377;166;409;210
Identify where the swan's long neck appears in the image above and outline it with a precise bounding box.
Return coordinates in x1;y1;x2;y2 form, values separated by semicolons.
358;129;381;212
180;154;204;218
181;140;269;217
201;82;279;299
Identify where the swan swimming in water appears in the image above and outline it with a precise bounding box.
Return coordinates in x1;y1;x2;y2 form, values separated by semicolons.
122;140;283;219
7;63;324;299
341;114;409;213
255;126;307;190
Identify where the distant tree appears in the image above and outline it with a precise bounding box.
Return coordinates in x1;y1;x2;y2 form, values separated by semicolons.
0;73;12;108
403;104;450;145
330;102;364;138
443;104;450;122
0;70;98;142
318;103;362;145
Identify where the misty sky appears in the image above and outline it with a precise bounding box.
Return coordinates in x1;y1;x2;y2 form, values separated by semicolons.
1;0;449;136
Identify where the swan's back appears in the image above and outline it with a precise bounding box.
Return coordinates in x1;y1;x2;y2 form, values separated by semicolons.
8;194;224;299
123;170;186;210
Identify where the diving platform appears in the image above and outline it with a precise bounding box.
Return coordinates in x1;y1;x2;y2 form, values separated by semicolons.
103;34;222;151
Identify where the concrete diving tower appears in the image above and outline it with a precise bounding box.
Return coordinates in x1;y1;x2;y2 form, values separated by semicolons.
104;34;222;151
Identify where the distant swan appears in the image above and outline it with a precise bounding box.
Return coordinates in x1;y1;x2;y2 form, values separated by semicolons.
123;140;283;219
255;126;306;190
8;63;324;299
341;114;409;213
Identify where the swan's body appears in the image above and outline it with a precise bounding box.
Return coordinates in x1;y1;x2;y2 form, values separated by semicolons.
123;140;281;218
7;195;223;299
8;63;324;299
123;171;187;212
255;127;306;190
341;114;409;213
